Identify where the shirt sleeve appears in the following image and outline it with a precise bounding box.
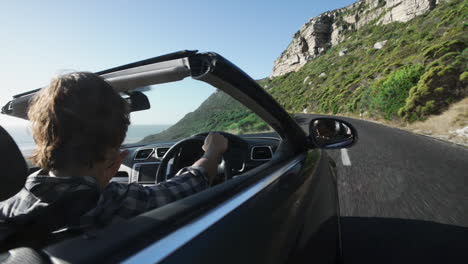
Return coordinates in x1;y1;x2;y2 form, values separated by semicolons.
92;166;209;225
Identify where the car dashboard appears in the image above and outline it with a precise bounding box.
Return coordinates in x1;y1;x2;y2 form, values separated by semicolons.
115;133;281;185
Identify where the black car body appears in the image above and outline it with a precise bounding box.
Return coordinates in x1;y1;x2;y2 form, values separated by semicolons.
0;51;357;263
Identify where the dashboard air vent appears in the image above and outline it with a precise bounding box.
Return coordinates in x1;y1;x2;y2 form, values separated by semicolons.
134;148;154;160
156;147;170;158
251;146;273;161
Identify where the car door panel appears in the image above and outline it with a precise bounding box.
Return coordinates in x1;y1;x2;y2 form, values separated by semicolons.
146;149;339;264
287;150;341;263
157;157;307;264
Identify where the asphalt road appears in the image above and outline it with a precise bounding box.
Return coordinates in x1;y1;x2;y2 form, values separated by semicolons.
295;114;468;263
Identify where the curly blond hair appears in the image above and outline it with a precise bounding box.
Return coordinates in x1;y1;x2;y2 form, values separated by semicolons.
28;72;130;170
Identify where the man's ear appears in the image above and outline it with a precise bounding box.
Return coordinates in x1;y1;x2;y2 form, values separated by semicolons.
118;150;130;163
110;150;129;171
99;149;130;187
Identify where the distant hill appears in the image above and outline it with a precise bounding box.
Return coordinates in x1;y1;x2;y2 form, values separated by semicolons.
140;90;269;143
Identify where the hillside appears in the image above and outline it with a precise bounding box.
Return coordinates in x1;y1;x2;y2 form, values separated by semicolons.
266;0;466;122
140;91;269;143
272;0;451;77
143;0;467;142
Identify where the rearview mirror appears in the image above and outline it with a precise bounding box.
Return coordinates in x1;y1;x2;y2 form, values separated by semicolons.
124;91;151;112
309;117;357;149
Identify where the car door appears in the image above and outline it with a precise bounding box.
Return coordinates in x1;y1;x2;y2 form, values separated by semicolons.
135;152;340;264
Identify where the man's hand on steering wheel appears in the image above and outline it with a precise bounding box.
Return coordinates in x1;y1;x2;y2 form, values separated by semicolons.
194;132;228;185
203;132;228;158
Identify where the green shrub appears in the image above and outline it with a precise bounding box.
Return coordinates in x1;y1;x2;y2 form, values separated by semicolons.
236;113;270;133
460;72;468;81
423;40;466;61
252;122;269;131
399;65;461;120
372;65;425;119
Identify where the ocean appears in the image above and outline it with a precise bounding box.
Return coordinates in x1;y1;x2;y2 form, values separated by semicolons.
2;124;171;152
123;124;171;144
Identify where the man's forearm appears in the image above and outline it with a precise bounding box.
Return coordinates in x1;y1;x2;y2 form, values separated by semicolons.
192;152;222;185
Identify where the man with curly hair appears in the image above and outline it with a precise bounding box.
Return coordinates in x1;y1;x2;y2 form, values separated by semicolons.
0;72;227;231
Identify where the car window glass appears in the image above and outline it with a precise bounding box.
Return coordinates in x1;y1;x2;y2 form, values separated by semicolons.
0;79;274;153
123;79;274;146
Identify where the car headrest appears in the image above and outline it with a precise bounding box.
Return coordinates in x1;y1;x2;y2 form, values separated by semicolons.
0;126;28;201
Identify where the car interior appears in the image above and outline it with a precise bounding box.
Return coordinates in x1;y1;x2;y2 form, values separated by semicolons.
119;132;280;185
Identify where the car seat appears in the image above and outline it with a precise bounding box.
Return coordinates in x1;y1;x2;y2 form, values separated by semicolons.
0;125;99;252
0;126;28;201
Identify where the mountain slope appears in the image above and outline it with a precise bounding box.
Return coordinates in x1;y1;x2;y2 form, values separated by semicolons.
140;91;268;143
266;0;467;121
272;0;449;77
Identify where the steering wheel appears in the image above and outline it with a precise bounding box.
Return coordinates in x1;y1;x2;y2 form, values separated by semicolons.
155;132;237;184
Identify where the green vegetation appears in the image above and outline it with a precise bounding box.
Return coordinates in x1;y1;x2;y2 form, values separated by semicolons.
143;0;467;142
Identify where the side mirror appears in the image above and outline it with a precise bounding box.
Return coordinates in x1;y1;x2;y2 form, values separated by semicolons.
309;117;358;149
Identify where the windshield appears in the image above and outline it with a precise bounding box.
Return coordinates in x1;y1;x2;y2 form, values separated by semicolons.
1;78;274;153
123;78;273;146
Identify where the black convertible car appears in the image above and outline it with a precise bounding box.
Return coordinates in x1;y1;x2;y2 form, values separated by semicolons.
0;50;357;263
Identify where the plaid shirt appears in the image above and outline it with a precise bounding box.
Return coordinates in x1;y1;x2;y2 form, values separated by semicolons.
0;167;208;227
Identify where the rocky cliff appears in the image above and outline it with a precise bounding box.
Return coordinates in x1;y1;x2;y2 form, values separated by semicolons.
272;0;448;77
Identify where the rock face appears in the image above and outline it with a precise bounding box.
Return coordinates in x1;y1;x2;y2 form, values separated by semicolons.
272;0;445;77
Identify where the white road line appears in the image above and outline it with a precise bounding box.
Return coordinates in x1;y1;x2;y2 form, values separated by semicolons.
341;149;351;166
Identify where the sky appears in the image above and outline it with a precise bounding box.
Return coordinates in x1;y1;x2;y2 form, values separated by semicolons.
0;0;357;126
